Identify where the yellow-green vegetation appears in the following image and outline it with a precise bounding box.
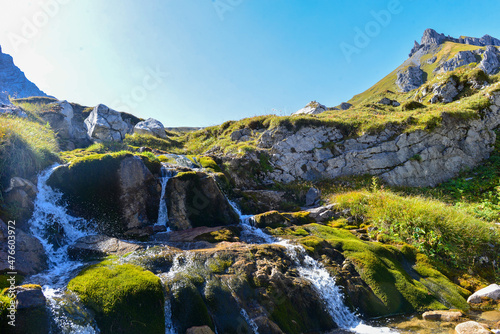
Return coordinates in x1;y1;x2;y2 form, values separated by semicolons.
195;226;240;243
67;261;164;334
0;115;59;192
272;224;470;315
333;190;500;275
253;210;314;228
0;289;13;324
123;133;184;153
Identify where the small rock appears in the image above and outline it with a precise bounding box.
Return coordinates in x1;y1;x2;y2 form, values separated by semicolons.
455;321;493;334
479;46;500;75
305;187;321;206
68;235;143;260
422;310;463;322
468;284;500;304
340;102;353;110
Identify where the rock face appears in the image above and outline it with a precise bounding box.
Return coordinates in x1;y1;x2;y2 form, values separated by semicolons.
479;46;500;75
467;284;500;304
47;154;161;238
249;92;500;187
0;46;49;98
39;100;90;148
68;235;143;260
293;101;327;115
396;66;425;92
436;51;478;73
0;219;47;275
84;104;132;141
0;91;10;106
430;76;460;103
134;118;167;138
166;171;240;230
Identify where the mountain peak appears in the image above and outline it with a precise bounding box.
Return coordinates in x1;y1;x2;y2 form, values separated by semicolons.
0;45;49;98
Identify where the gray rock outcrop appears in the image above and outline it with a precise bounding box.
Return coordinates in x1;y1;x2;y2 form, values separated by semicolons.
377;97;400;106
84;104;132;141
40;100;90;148
248;91;500;187
396;66;425;92
435;51;478;73
467;284;500;304
0;45;49;98
339;102;353;110
134;118;167;139
430;76;460;103
479;46;500;75
293;101;327;115
0;91;10;106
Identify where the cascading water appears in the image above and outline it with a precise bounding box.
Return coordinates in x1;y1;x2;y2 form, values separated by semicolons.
155;165;176;230
25;164;100;334
230;201;396;334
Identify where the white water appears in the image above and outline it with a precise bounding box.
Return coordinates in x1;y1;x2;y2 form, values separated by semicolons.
26;165;100;334
155;165;176;230
230;201;396;334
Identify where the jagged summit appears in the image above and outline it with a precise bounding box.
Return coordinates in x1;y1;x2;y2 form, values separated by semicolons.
409;29;500;58
0;44;49;99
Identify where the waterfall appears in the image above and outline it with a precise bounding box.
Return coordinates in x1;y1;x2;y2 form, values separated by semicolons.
26;164;100;334
230;201;396;334
156;165;176;230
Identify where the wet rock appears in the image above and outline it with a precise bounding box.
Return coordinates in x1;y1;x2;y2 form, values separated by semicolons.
134;118;167;139
84;104;131;141
68;235;143;260
422;310;463;322
238;189;286;214
293;101;327;115
0;219;47;275
186;326;215;334
396;66;425;92
468;284;500;304
455;321;493;334
14;285;45;309
48;153;161;238
9;285;50;334
166;171;239;230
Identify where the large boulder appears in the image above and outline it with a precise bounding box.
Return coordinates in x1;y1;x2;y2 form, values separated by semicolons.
84;104;131;142
47;153;161;238
293;101;327;115
467;284;500;304
0;219;47;275
396;66;425;92
40;100;90;148
479;46;500;75
166;171;239;230
133;118;167;139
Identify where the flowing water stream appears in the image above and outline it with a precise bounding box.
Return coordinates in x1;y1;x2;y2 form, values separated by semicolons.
24;163;395;334
155;165;176;230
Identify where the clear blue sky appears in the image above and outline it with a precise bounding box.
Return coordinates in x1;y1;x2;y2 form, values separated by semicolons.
1;0;500;127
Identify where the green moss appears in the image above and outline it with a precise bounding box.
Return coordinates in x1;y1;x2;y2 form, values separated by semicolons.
195;226;240;243
174;171;199;181
67;261;164;334
402;100;425;111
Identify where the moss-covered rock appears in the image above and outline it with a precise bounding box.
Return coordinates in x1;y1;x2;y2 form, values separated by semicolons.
48;152;161;237
67;261;164;334
253;210;314;229
273;223;470;317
